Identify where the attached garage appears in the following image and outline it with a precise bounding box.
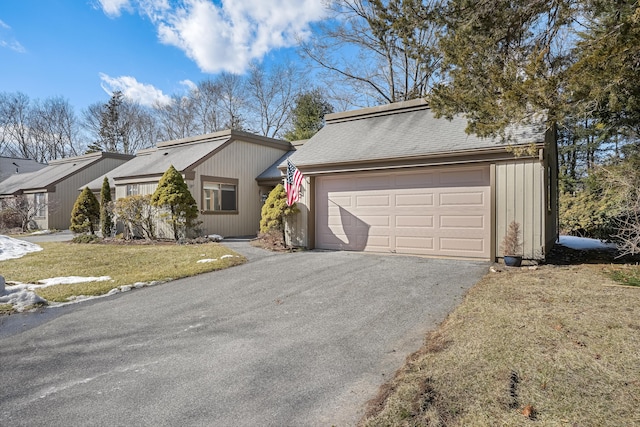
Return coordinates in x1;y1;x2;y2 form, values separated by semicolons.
315;166;491;258
283;99;558;261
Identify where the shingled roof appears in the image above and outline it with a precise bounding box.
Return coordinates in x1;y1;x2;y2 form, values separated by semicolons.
0;152;132;195
84;129;293;190
287;99;546;169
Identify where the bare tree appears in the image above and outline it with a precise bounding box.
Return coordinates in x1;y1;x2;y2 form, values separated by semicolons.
0;195;56;232
300;0;443;107
217;72;247;130
0;92;33;158
29;97;82;161
245;62;301;138
84;92;159;154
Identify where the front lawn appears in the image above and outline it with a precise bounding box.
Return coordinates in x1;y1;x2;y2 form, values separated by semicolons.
361;264;640;426
1;241;245;303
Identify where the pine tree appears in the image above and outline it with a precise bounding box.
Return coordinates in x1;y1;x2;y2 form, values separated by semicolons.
70;187;100;234
283;90;333;141
100;177;113;237
151;165;198;240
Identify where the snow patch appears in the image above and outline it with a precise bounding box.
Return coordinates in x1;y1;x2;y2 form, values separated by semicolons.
207;234;223;242
197;258;217;263
0;235;43;261
220;254;233;259
36;276;112;287
558;235;618;250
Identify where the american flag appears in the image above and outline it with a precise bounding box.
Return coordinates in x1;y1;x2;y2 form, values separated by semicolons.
285;160;304;206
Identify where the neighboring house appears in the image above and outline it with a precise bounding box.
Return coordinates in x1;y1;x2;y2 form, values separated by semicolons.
0;156;47;182
0;152;134;230
85;129;293;238
283;99;558;261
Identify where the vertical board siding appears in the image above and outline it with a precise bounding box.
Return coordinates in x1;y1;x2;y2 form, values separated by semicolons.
286;176;310;247
495;159;546;259
47;157;131;230
194;141;289;237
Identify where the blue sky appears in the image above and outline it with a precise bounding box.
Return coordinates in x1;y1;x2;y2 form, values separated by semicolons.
0;0;326;111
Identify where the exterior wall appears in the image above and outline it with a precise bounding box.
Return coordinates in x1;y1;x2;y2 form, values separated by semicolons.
45;157;132;230
495;157;547;259
193;140;289;237
112;140;289;238
285;176;311;247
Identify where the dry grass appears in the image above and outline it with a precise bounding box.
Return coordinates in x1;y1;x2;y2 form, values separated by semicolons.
361;265;640;427
1;242;245;302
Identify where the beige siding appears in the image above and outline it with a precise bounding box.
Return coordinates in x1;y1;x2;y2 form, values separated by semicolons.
43;157;131;230
285;176;310;247
194;140;288;237
495;158;546;259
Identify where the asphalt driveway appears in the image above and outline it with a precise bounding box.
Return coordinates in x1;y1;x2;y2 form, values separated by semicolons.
0;242;487;426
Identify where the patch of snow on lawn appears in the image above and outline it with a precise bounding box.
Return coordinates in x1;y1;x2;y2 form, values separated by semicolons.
220;254;233;259
197;258;217;263
558;235;618;250
0;235;43;261
0;282;47;312
35;276;112;288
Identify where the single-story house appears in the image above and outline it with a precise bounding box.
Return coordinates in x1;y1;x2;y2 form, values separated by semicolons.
283;99;558;261
84;129;293;238
0;152;134;230
0;156;47;182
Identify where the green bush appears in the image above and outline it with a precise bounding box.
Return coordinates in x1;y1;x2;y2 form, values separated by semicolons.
100;177;113;237
70;187;100;235
114;195;156;240
259;184;299;233
71;233;102;244
151;165;198;241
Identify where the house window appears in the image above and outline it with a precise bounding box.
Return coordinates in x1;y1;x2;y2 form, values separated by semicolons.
34;193;46;217
126;184;139;196
201;176;238;213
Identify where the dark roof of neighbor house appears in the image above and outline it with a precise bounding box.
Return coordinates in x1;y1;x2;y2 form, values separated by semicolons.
256;150;295;183
84;129;293;190
286;98;547;169
0;157;47;183
0;152;133;195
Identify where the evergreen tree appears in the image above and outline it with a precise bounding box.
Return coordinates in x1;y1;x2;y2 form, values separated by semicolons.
70;187;100;235
151;165;198;240
283;90;334;141
100;177;113;237
259;184;299;245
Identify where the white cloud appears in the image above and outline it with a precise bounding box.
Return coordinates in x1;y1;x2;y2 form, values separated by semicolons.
98;0;132;17
0;19;26;53
180;79;197;92
99;73;172;107
99;0;327;74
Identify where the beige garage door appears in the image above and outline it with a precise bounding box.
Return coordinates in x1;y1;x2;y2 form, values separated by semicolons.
315;166;491;259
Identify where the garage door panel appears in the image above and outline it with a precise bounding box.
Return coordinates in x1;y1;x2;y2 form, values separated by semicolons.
356;194;390;207
395;193;434;207
328;195;352;207
439;191;485;206
316;166;491;259
396;236;434;253
396;215;434;227
359;215;390;227
440;237;486;253
439;215;485;229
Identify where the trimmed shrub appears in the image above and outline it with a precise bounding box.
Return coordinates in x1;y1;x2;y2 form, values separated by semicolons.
100;177;113;237
70;188;100;234
151;165;199;241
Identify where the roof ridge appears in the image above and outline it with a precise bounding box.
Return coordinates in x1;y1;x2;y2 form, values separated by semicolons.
325;98;429;124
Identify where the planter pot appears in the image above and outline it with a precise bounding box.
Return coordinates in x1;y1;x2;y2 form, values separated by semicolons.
504;255;522;267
